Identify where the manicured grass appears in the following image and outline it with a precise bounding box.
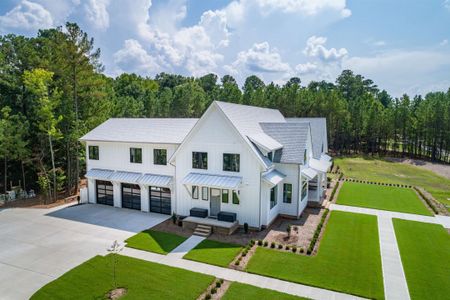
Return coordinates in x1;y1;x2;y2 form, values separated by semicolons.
337;181;433;216
335;157;450;210
125;230;187;254
393;219;450;300
246;211;384;299
222;282;307;300
183;239;242;267
31;254;214;300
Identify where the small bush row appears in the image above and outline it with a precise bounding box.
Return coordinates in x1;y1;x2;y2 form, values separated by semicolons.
329;181;340;202
338;172;344;180
203;279;224;300
307;208;329;255
255;239;304;254
345;178;412;188
413;187;438;214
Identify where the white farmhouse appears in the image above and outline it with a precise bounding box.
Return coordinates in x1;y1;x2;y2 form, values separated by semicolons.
80;101;331;230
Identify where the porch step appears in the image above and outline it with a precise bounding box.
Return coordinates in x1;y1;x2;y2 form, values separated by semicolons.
193;224;212;237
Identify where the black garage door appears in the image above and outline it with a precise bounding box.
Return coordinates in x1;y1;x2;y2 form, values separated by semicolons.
121;183;141;210
150;187;171;215
96;180;113;206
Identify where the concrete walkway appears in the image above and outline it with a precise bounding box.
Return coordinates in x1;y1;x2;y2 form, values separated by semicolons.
167;235;205;259
122;247;364;300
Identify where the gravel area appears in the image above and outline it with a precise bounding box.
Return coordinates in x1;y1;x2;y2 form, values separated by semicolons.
386;157;450;179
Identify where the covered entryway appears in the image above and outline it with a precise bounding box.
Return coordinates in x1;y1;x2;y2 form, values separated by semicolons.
121;183;141;210
210;188;221;217
96;180;114;206
149;187;171;215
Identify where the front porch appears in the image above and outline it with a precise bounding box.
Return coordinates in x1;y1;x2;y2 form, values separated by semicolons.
183;216;239;235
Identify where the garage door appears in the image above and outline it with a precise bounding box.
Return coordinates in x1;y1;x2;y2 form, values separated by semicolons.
121;183;141;210
150;187;171;215
96;180;113;206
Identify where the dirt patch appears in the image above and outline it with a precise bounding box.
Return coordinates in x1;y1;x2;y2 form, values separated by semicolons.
0;196;78;209
106;287;127;300
385;157;450;179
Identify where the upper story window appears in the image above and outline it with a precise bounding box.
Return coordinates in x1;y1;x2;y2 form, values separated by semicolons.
192;152;208;169
154;149;167;165
223;153;240;172
267;151;273;161
270;185;277;209
283;183;292;203
130;148;142;163
88;145;99;160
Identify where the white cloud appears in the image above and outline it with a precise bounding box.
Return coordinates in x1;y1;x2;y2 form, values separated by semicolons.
303;35;348;62
113;39;161;75
226;42;291;74
444;0;450;10
295;62;318;74
440;39;448;46
0;0;53;32
84;0;111;30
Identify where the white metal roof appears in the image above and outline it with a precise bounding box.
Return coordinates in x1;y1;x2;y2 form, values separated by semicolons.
80;118;198;144
109;171;142;184
247;133;283;152
138;173;173;187
262;169;286;187
85;168;115;180
182;172;242;190
301;167;318;180
321;153;332;162
309;158;332;173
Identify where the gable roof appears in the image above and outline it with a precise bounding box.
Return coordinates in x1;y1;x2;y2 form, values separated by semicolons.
260;122;310;164
287;118;327;159
80;118;198;144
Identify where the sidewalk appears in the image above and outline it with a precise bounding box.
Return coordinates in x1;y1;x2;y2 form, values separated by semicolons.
122;247;364;300
167;235;205;259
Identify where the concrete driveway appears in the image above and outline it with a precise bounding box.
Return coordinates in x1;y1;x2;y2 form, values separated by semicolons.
0;203;169;299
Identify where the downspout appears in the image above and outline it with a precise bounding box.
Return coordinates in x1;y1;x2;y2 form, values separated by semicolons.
297;165;301;217
258;169;262;230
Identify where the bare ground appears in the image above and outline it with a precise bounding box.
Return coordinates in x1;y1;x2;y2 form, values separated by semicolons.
385;157;450;179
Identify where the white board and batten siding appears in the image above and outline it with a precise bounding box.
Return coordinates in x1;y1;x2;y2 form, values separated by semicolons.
174;105;265;228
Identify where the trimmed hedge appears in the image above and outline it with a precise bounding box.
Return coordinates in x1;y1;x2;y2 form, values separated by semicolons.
413;187;438;214
307;208;329;255
329;181;340;202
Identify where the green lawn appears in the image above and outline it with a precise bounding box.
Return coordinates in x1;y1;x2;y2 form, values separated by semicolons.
183;239;242;267
222;282;307;300
246;211;384;299
125;230;187;254
337;181;433;216
335;157;450;210
393;219;450;300
31;254;214;300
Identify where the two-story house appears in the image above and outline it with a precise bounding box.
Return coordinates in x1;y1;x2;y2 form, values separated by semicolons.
80;101;331;230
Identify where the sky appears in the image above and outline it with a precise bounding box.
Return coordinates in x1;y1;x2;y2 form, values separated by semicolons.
0;0;449;97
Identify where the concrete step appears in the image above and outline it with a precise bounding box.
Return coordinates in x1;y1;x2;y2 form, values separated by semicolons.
193;230;210;237
193;224;212;237
197;224;212;230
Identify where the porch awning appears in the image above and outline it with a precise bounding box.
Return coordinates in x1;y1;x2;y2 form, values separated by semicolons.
310;158;332;173
262;169;286;187
183;172;242;190
248;133;283;152
138;173;173;187
109;171;142;184
320;153;332;162
85;168;114;180
301;167;318;180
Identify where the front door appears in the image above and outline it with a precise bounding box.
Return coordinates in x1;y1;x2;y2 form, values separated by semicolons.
210;188;221;217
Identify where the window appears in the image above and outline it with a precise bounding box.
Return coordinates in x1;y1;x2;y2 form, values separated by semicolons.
268;151;273;161
223;153;240;172
192;186;199;199
222;189;229;203
130;148;142;163
89;145;99;160
283;183;292;203
202;187;209;200
304;149;307;163
232;191;240;204
301;181;308;200
153;149;167;165
192;152;208;169
270;186;277;209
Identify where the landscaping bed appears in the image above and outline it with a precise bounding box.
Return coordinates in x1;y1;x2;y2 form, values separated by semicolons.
393;219;450;300
222;282;306;300
31;254;214;300
183;239;242;267
337;181;433;216
125;229;187;254
245;211;384;300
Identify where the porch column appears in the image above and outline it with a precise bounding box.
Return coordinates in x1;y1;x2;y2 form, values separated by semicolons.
112;181;122;208
87;178;96;204
140;185;149;212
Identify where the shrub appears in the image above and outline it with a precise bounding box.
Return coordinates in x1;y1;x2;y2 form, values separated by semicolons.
234;260;240;266
278;244;283;249
329;181;340;202
270;242;276;248
250;239;255;245
242;252;247;257
292;246;297;253
205;294;211;300
299;247;304;253
263;241;268;247
307;208;329;254
286;224;291;237
285;245;290;251
244;222;249;234
171;213;177;224
216;281;221;288
219;279;224;284
211;288;217;294
257;240;263;246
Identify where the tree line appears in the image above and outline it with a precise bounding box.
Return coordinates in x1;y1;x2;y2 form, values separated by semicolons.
0;23;449;200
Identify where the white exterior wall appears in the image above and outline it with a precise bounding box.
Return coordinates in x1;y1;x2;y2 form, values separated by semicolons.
276;163;299;216
85;141;178;211
174;106;264;228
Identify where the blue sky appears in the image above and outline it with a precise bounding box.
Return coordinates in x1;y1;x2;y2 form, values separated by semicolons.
0;0;449;97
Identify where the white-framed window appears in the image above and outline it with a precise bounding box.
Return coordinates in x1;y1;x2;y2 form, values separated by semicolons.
270;186;277;209
202;187;209;200
192;186;199;199
283;183;292;203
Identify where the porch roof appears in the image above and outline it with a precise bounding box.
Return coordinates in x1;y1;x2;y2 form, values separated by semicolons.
262;169;286;187
182;172;242;190
310;157;332;173
109;171;142;184
138;173;173;187
85;168;115;180
301;167;318;180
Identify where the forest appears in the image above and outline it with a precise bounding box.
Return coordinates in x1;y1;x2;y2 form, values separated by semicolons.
0;23;449;201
